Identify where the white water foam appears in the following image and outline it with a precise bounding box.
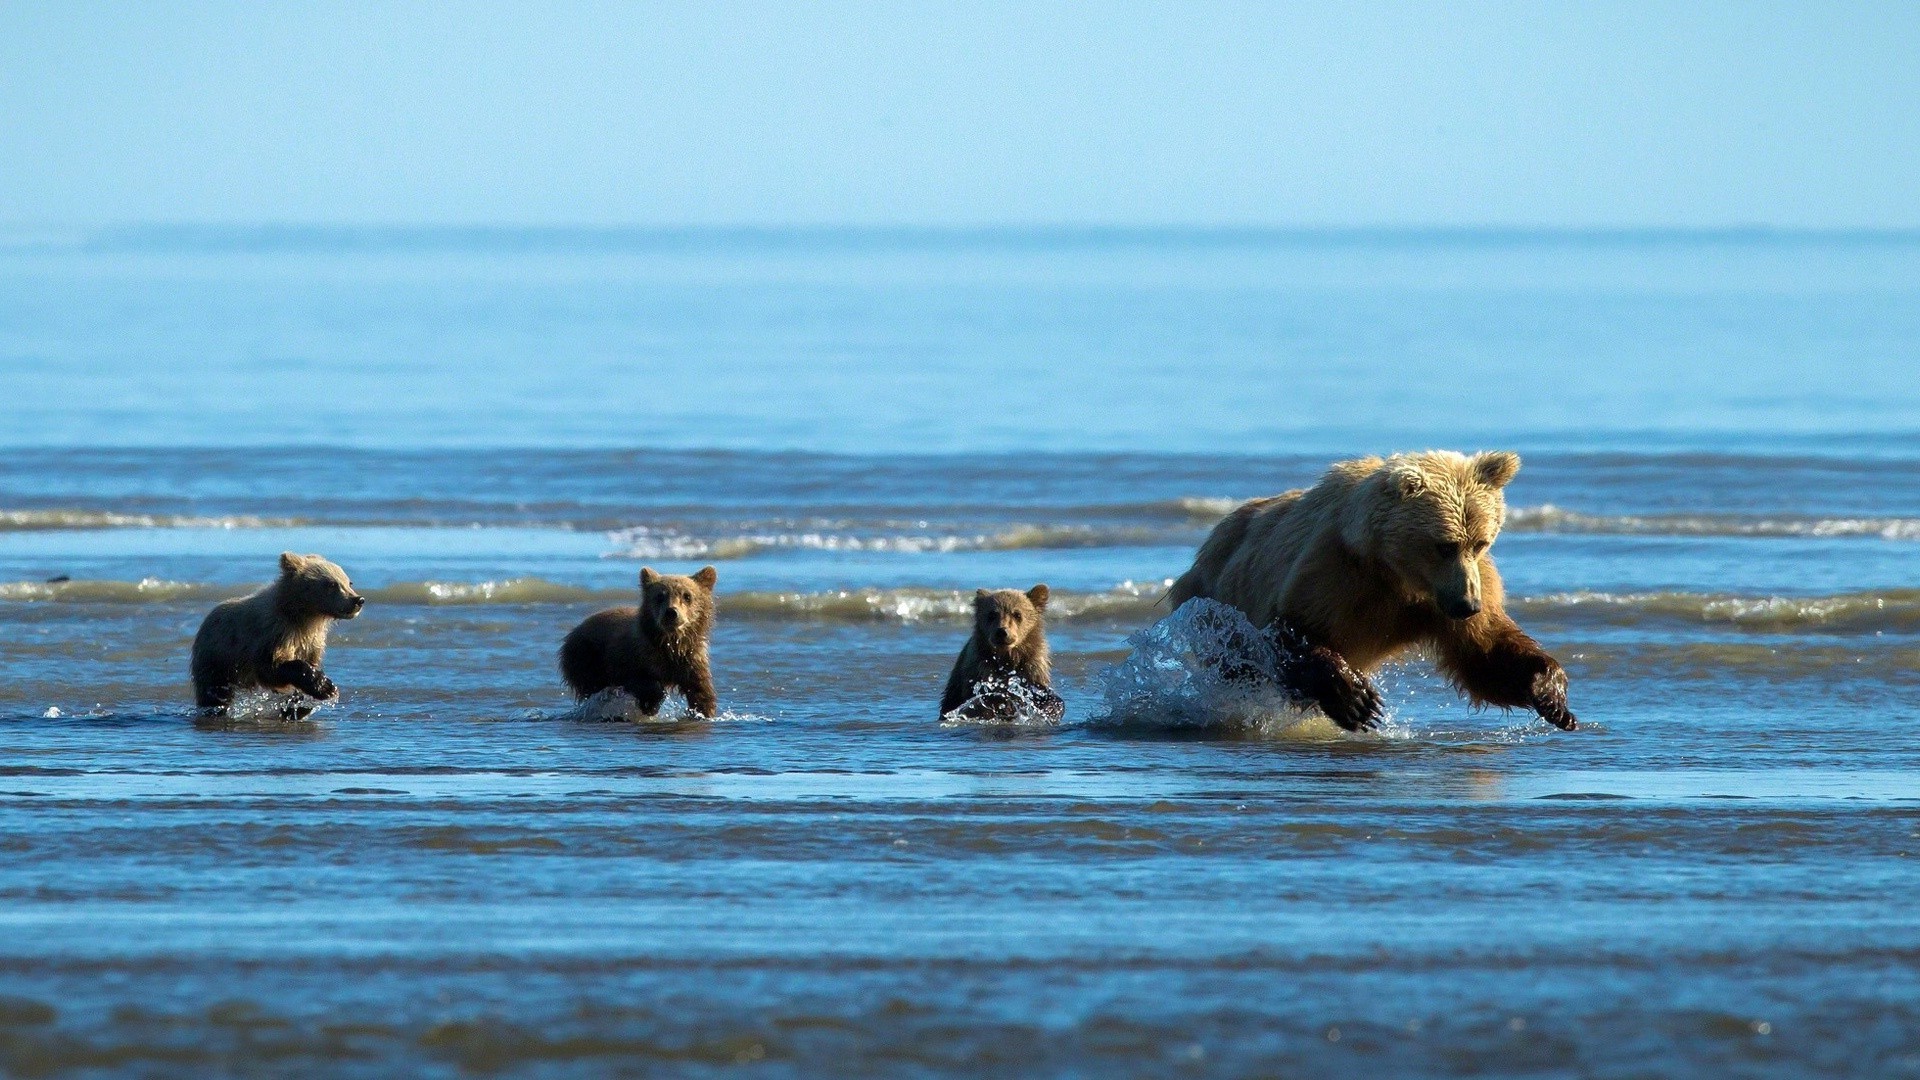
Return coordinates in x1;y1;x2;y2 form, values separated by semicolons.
556;688;769;724
939;675;1066;729
1092;598;1353;737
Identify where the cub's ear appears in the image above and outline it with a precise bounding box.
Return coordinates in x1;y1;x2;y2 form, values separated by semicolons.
1026;583;1050;609
974;588;990;602
639;567;660;587
1472;451;1521;489
1391;466;1427;498
692;566;718;590
278;552;306;574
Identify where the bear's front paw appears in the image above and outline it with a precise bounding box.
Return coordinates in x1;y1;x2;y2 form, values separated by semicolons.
1529;665;1576;731
310;675;339;701
1306;647;1384;732
1322;673;1385;732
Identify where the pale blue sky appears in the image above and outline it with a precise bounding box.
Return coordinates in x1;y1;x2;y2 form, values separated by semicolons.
2;1;1917;228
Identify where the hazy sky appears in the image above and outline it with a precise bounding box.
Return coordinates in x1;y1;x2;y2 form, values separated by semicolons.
3;1;1917;228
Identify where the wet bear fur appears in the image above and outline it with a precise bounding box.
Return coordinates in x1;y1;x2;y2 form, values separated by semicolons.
190;551;365;716
1168;450;1577;732
940;584;1066;721
559;566;719;717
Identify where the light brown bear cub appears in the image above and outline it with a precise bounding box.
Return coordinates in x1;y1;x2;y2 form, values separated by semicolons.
559;566;719;717
1168;450;1577;732
191;551;366;716
940;584;1066;721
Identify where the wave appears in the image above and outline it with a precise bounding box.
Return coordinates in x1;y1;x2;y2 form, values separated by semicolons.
1514;588;1920;633
0;577;1176;619
603;523;1180;559
0;509;310;531
6;577;1920;631
9;498;1920;544
1505;505;1920;540
6;577;1920;632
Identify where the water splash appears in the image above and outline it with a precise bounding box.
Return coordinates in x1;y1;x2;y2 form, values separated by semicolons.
1092;598;1340;736
939;676;1066;728
555;688;768;724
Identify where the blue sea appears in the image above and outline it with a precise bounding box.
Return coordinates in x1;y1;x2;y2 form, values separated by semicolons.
2;228;1918;1077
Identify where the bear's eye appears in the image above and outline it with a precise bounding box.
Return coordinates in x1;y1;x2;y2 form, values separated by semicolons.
1471;540;1490;555
1434;542;1460;559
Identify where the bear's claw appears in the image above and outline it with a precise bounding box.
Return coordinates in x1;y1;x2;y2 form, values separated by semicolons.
1266;625;1385;732
1530;667;1577;730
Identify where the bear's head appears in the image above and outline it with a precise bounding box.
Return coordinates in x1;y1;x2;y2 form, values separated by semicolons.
277;551;365;619
1351;451;1520;620
972;584;1050;658
638;565;717;645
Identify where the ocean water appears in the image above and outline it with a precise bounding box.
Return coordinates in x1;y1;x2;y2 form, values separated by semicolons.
1;229;1919;1077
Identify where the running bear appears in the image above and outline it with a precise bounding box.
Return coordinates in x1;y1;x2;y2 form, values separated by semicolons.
190;551;366;716
1168;451;1577;732
940;584;1066;722
559;566;719;717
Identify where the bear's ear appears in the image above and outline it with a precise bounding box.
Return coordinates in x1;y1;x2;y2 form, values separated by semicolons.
639;567;660;587
1026;584;1050;609
692;566;718;590
1472;451;1521;489
1392;467;1428;498
278;551;306;575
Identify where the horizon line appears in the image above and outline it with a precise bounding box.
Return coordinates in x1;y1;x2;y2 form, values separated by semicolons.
4;221;1920;252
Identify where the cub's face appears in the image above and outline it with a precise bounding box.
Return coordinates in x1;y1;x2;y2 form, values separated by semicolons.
639;565;718;640
278;551;365;619
1378;452;1518;620
972;584;1050;657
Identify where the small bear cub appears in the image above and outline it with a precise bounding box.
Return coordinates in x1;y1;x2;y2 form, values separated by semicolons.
559;566;719;717
191;551;365;718
940;584;1065;722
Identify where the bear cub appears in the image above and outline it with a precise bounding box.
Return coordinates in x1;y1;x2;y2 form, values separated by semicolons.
559;566;719;717
191;551;366;717
940;584;1066;722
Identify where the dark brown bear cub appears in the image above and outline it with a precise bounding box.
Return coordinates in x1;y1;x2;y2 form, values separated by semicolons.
940;584;1066;722
559;566;719;717
190;551;366;718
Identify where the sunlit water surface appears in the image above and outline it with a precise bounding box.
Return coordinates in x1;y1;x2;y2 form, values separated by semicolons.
1;231;1918;1076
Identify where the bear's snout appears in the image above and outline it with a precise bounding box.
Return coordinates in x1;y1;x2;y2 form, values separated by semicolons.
1443;597;1481;620
990;626;1011;648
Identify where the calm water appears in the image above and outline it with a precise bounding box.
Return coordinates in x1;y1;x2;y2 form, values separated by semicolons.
1;230;1919;1077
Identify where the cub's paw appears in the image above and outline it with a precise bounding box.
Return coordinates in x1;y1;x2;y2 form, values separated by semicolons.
310;675;339;701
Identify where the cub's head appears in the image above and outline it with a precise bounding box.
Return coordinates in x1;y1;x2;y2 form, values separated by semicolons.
638;565;717;643
972;584;1050;658
277;551;365;619
1364;451;1520;620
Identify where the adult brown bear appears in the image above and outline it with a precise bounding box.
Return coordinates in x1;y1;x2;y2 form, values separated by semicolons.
1168;450;1577;732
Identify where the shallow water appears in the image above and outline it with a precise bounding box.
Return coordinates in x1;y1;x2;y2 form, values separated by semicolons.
2;231;1919;1076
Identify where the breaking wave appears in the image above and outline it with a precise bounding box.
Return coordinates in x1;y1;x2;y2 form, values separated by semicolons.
0;577;1174;619
9;498;1920;546
1515;588;1920;633
6;577;1919;633
603;523;1179;560
1505;505;1920;540
0;509;309;531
